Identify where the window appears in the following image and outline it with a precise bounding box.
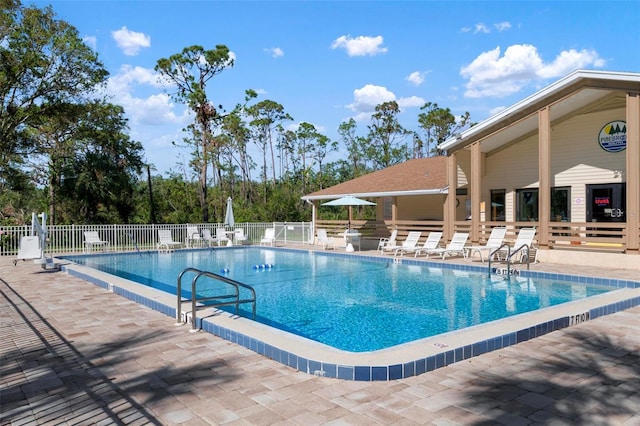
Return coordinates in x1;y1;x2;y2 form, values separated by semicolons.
516;187;570;222
490;189;505;221
551;187;570;221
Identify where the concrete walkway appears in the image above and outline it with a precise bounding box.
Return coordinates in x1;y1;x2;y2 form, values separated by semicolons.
1;256;639;425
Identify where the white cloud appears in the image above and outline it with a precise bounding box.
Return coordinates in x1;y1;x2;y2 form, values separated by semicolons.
111;26;151;56
538;49;606;78
474;23;490;34
347;84;396;113
265;47;284;58
406;71;426;86
345;84;423;121
397;96;425;109
106;65;188;126
494;21;512;32
489;105;507;115
331;35;387;57
83;35;97;50
460;44;605;98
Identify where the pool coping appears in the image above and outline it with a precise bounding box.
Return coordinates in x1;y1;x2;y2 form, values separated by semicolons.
58;246;640;381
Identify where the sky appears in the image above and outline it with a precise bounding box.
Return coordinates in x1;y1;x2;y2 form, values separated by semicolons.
32;0;640;176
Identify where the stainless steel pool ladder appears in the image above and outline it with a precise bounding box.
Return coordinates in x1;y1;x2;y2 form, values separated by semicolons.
487;243;532;277
176;267;256;331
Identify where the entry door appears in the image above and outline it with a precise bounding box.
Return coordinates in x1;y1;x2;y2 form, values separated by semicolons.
586;183;626;222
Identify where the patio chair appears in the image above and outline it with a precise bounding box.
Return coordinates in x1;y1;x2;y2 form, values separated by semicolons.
260;228;276;246
383;231;422;256
234;228;248;245
186;226;202;247
420;232;469;260
216;227;230;246
395;231;443;257
316;228;337;250
157;229;182;252
497;227;537;263
83;231;109;253
378;229;398;254
201;229;218;247
466;226;507;263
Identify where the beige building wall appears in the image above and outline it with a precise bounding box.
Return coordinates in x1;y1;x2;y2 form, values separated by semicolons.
396;195;446;220
478;108;627;222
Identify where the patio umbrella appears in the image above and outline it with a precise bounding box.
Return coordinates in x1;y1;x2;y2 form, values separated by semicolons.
322;195;376;230
224;197;235;228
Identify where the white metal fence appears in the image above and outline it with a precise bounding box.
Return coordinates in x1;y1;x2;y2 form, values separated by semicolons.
0;222;314;256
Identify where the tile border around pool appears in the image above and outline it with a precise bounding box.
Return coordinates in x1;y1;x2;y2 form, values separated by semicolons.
60;247;640;381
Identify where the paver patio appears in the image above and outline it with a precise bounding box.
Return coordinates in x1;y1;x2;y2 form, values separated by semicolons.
1;255;639;425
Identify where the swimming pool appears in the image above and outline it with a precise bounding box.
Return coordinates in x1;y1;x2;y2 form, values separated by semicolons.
61;247;613;352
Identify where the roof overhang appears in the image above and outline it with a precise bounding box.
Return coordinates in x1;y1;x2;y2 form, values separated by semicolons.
441;70;640;154
302;187;448;202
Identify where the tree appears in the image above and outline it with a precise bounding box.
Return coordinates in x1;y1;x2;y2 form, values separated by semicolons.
0;0;108;191
247;100;292;185
338;118;369;179
417;102;471;156
366;101;411;169
57;103;144;223
155;45;238;222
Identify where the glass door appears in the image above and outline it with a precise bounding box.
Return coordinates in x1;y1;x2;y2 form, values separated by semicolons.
586;183;626;223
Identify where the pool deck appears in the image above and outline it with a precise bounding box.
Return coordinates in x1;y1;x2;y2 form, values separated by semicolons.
2;250;640;425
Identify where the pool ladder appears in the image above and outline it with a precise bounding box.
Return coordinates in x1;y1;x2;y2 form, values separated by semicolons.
487;244;532;277
176;267;256;331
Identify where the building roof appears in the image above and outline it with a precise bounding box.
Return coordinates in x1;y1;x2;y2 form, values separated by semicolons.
302;156;448;201
441;69;640;154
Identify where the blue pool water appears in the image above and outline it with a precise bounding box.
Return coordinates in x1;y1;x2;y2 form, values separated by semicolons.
62;248;612;352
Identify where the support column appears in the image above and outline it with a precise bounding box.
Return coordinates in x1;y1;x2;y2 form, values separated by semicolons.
446;153;458;241
626;93;640;253
471;142;482;244
538;107;551;248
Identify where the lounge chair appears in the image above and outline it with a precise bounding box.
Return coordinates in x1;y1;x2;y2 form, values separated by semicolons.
260;228;276;246
378;229;398;254
497;227;537;263
395;231;443;257
466;226;507;263
316;228;337;250
420;232;469;260
216;227;230;246
234;228;248;245
186;226;202;247
83;231;109;253
201;229;218;247
157;229;182;252
383;231;422;256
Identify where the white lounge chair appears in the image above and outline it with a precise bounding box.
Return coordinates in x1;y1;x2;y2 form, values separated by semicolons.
383;231;422;256
201;229;218;247
186;226;202;247
216;227;230;246
421;232;469;260
260;228;276;246
157;230;182;252
466;227;507;263
498;227;537;263
378;229;398;254
83;231;109;253
234;228;248;245
397;231;443;257
316;228;337;250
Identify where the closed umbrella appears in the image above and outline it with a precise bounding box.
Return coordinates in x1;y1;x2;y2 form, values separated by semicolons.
224;197;235;228
322;195;376;230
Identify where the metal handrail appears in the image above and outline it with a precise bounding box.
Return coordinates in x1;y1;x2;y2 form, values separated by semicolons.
176;267;256;331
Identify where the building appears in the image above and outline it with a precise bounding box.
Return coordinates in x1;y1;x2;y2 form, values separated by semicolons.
304;70;640;269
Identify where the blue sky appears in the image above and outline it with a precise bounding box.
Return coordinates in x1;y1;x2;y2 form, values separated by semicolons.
35;1;640;175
